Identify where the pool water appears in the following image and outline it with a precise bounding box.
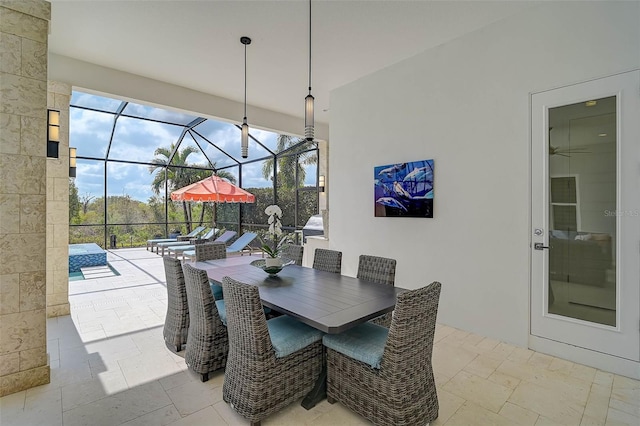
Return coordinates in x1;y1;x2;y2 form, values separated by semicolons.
69;264;120;281
69;271;85;281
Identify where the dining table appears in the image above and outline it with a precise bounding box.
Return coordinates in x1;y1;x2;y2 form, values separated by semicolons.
191;256;405;334
189;254;405;408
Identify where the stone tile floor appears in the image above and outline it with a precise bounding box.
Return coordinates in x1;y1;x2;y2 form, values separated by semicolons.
1;248;638;425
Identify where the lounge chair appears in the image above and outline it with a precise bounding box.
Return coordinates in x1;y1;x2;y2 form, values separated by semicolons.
156;228;217;256
151;227;211;253
183;232;257;261
225;232;258;255
146;226;206;251
167;230;237;258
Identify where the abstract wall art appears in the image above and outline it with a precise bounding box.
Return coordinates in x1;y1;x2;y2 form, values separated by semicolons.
374;159;434;218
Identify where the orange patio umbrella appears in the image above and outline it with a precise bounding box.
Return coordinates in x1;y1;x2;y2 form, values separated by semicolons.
170;175;255;203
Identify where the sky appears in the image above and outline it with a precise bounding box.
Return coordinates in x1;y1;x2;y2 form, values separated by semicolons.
70;92;317;201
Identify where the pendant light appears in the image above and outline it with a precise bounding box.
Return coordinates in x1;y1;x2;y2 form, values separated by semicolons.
241;36;251;158
304;0;314;141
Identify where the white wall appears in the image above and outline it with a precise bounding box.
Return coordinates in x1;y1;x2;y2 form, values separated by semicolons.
329;1;639;346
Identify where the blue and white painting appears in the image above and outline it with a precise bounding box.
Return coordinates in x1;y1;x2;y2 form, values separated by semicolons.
374;159;434;218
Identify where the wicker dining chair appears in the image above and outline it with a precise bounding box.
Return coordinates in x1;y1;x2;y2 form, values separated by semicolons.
323;281;442;426
282;244;304;266
312;248;342;273
194;241;227;262
221;276;324;426
182;263;228;382
357;254;397;327
162;256;189;353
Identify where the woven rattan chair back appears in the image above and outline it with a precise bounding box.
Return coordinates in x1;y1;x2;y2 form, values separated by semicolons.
282;244;304;266
357;255;397;327
222;277;323;426
182;263;228;382
383;281;441;367
222;277;273;356
326;281;442;425
162;256;189;353
312;248;342;273
195;242;227;262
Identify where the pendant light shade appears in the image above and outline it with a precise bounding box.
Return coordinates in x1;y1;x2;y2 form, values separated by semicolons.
241;117;249;158
240;36;251;158
305;93;314;141
304;0;314;141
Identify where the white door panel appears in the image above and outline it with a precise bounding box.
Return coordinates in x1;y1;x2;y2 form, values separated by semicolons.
531;70;640;362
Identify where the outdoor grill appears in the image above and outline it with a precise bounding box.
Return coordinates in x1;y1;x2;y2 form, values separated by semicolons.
302;214;324;243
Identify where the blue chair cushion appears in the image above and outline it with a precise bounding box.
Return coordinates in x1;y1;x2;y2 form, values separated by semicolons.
267;315;324;358
210;282;270;316
322;322;389;369
215;300;226;325
210;283;224;300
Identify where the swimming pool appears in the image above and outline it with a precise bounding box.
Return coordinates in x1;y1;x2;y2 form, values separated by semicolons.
69;243;107;272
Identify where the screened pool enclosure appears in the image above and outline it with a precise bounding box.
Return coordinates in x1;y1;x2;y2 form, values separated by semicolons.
69;91;320;248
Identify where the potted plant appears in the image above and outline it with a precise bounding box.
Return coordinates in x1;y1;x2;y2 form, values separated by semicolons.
261;205;285;267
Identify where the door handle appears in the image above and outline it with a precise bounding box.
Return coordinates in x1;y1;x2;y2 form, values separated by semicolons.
534;242;550;250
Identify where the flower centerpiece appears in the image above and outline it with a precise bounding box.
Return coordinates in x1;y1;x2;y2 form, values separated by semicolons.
261;204;285;267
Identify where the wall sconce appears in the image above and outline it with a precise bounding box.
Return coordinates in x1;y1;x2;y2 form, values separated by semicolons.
69;147;77;178
47;109;60;158
318;175;325;192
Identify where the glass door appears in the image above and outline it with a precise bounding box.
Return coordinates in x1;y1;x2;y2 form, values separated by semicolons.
531;71;640;362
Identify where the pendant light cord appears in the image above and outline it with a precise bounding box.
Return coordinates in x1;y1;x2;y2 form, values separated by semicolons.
244;42;247;118
308;0;312;94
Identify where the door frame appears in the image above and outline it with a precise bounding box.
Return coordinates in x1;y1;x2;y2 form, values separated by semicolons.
528;70;640;379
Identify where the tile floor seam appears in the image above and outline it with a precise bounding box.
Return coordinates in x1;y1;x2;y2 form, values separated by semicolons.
4;248;639;426
507;398;555;424
498;384;517;416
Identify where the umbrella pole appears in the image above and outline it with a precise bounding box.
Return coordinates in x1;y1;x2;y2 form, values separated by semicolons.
212;202;217;233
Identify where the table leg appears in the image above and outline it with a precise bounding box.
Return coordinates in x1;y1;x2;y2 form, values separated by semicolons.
301;364;326;410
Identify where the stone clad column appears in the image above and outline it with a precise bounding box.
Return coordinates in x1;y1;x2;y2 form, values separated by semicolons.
47;81;71;318
0;0;51;396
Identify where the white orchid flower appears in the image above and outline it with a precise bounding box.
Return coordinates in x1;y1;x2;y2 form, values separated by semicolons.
264;204;285;256
265;205;281;216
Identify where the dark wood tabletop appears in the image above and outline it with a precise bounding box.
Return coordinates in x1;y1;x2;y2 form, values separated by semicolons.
198;258;404;334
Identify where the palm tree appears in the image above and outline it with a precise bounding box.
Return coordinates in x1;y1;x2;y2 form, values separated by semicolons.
261;135;317;189
148;143;236;232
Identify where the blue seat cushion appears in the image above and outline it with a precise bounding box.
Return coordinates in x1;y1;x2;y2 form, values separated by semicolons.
210;283;224;300
215;300;226;325
267;315;324;358
210;283;271;316
322;322;389;369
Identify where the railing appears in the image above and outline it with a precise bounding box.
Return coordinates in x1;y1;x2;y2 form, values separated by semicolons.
70;221;304;248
